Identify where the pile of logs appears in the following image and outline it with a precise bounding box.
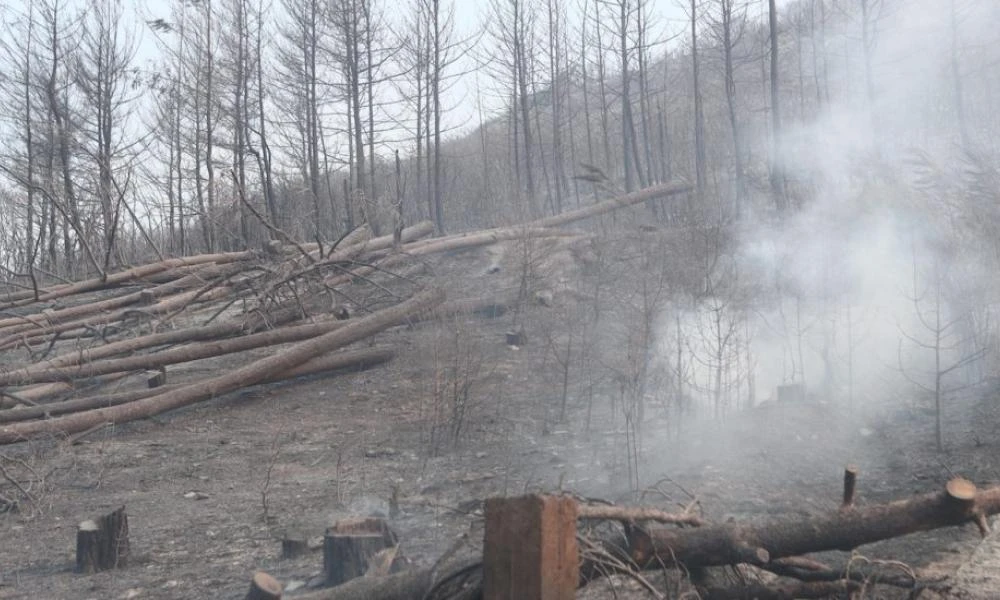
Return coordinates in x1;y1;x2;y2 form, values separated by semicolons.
0;183;691;445
247;472;1000;599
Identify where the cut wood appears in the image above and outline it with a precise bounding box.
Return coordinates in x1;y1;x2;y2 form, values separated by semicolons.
323;517;399;585
246;571;283;600
0;284;235;351
281;532;309;559
0;288;443;444
1;314;351;385
293;555;481;600
628;476;1000;570
0;348;396;424
324;531;393;586
0;252;252;310
75;506;129;574
577;504;703;526
0;303;307;383
530;181;692;228
0;262;245;336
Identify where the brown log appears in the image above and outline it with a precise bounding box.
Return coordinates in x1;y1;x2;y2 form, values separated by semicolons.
0;262;245;336
75;506;129;574
2;314;350;385
0;252;252;310
0;348;396;424
398;227;583;258
577;504;704;527
700;580;858;600
293;556;481;600
246;572;283;600
0;284;235;351
530;181;692;228
1;372;134;409
0;303;307;385
312;221;435;267
0;288;443;444
629;477;1000;570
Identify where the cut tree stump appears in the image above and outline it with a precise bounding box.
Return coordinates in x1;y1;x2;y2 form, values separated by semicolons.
246;571;283;600
323;517;399;586
282;531;309;559
75;506;129;574
484;494;578;600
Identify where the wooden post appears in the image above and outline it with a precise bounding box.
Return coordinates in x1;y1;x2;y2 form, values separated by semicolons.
246;571;282;600
323;517;398;586
483;495;578;600
842;466;858;510
75;506;129;574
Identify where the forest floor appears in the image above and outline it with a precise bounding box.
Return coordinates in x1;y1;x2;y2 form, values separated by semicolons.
1;237;999;600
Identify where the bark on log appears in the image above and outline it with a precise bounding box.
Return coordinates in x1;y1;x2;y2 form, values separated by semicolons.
75;506;129;574
0;262;245;336
629;477;1000;570
0;304;307;384
577;504;703;526
311;221;435;268
530;182;692;228
0;348;396;423
2;314;351;385
0;285;234;351
294;556;481;600
246;572;283;600
0;252;252;310
0;289;443;444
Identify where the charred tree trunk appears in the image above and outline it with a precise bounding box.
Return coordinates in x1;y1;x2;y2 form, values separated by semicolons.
629;477;999;570
76;506;129;574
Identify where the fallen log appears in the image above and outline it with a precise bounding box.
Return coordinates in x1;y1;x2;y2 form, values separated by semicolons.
0;348;396;423
530;181;692;228
0;304;309;384
629;476;1000;570
291;556;481;600
0;284;235;352
1;314;354;385
0;288;443;444
2;373;133;409
0;252;253;310
577;504;703;527
0;262;246;336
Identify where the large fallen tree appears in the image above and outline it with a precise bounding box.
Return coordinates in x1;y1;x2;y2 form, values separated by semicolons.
628;476;998;569
266;477;996;599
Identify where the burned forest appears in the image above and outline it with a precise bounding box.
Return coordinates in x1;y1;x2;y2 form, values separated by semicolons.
2;0;1000;598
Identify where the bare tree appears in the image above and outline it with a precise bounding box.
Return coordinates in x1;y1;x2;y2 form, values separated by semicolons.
690;0;707;196
768;0;785;211
711;0;751;218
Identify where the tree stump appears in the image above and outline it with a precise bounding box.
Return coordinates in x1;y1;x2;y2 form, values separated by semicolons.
245;571;282;600
281;531;309;559
146;367;167;389
76;506;129;574
323;517;398;586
